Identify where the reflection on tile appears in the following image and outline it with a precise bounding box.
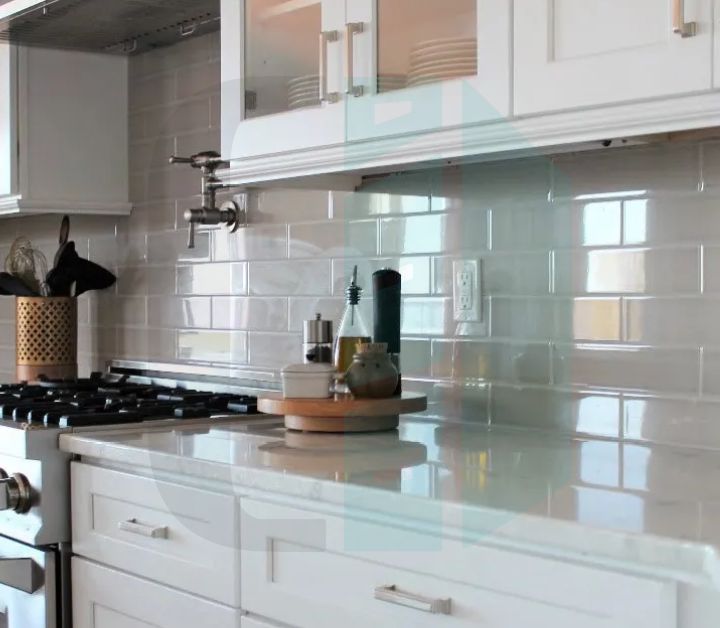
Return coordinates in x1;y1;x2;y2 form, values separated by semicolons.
454;341;551;384
401;339;431;377
424;381;490;423
249;260;330;296
177;330;247;363
257;189;330;223
431;340;454;378
624;297;720;345
490;386;621;438
554;248;700;295
483;252;551;296
624;396;720;449
176;263;247;295
212;297;288;331
148;297;211;329
248;333;301;367
553;344;700;394
332;186;430;218
212;225;287;261
556;298;621;342
623;196;720;245
490;297;554;340
289;220;378;258
402;298;451;336
332;257;430;296
553;144;700;200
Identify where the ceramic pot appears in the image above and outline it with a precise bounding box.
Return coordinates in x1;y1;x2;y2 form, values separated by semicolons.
346;343;399;399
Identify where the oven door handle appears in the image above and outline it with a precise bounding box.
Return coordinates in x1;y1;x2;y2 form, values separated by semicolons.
0;557;43;594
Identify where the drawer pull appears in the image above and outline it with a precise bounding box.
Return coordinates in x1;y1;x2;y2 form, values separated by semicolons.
118;518;168;539
672;0;696;37
374;585;451;615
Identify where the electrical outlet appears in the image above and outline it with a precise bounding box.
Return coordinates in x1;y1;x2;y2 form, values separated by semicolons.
453;259;482;322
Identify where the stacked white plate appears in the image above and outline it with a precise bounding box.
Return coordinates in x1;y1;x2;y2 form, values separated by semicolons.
407;36;477;87
287;74;320;110
377;73;407;93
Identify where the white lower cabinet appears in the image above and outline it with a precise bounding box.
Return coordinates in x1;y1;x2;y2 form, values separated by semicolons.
72;558;242;628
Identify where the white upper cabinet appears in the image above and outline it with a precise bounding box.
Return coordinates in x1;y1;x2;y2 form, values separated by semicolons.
514;0;714;115
345;0;510;142
221;0;347;160
0;43;130;217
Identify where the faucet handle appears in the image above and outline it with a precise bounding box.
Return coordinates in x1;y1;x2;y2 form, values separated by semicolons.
184;209;203;249
169;151;229;173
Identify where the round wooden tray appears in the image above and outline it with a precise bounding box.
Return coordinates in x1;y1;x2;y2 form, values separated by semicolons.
258;392;427;433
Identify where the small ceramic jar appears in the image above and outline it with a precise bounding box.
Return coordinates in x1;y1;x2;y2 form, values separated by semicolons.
346;343;399;399
281;363;335;399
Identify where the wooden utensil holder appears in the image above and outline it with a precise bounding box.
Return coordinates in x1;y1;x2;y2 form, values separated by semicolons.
15;297;78;382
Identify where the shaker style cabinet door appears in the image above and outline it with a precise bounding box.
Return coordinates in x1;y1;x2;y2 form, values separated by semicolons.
0;43;16;198
346;0;511;143
221;0;346;160
514;0;713;115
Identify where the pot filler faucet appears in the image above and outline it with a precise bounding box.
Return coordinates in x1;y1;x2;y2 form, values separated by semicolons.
169;151;247;249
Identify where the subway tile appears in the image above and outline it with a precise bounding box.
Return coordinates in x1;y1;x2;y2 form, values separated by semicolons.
483;252;551;296
248;333;301;367
702;246;720;293
147;231;210;264
401;339;431;377
148;297;211;329
624;395;720;450
0;300;13;322
287;297;344;332
402;297;452;336
624;297;720;346
249;260;330;296
176;61;221;100
213;297;288;331
702;140;720;191
490;297;555;340
431;340;454;379
289;220;378;258
702;349;720;396
175;128;221;158
212;225;287;261
553;344;700;395
142;98;211;138
431;158;551;212
491;386;621;438
332;172;431;218
624;196;720;245
453;340;551;384
332;257;430;296
77;326;117;357
117;267;176;296
257;189;330;223
553;144;700;200
126;201;176;234
554;298;621;342
176;263;247;296
423;381;490;423
90;233;146;269
129;137;176;175
177;330;247;363
381;210;488;256
554;247;700;295
129;73;175;111
116;327;176;361
88;295;146;327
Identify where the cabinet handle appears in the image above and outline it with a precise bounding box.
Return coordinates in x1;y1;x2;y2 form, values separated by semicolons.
118;518;168;539
319;30;340;104
672;0;696;37
374;585;451;615
345;22;364;97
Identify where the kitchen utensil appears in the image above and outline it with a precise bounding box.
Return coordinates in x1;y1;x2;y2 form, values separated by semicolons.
53;215;71;269
46;241;116;297
346;343;399;399
5;237;49;295
303;313;333;364
281;363;335;399
373;268;401;394
0;272;39;296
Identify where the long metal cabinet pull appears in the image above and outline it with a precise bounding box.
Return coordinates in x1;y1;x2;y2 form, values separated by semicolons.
672;0;696;37
374;585;451;614
118;518;168;539
345;22;364;97
319;30;340;104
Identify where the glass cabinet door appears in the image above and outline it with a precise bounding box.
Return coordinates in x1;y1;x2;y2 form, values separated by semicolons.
221;0;346;160
346;0;510;143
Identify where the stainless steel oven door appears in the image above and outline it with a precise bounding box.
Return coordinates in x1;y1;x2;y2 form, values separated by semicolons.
0;535;56;628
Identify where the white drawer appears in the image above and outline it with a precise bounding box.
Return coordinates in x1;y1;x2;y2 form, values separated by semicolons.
241;499;677;628
73;557;242;628
71;462;240;607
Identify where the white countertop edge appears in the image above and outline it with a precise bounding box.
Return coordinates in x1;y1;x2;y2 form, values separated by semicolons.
59;432;720;590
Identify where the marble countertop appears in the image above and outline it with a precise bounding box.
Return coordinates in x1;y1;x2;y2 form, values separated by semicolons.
60;417;720;589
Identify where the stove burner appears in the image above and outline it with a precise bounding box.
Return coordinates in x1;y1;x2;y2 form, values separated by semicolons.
0;378;260;427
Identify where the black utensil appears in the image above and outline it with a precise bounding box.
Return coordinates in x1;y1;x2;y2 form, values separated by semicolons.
53;215;71;270
46;241;116;297
0;272;39;297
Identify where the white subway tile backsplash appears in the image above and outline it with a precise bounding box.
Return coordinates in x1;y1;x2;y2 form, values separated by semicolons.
1;32;717;447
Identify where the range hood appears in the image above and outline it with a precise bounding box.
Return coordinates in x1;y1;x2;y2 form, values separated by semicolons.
0;0;220;54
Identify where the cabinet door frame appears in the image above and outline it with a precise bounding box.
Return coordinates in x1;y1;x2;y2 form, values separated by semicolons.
515;0;714;116
345;0;511;143
221;0;347;160
0;43;18;199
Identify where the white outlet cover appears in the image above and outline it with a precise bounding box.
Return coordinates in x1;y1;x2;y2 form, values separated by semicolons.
452;259;482;324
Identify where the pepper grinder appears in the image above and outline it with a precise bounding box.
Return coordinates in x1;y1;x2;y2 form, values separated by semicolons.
303;313;333;364
372;269;402;395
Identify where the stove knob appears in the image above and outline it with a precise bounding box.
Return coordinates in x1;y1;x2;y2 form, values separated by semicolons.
0;474;32;514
